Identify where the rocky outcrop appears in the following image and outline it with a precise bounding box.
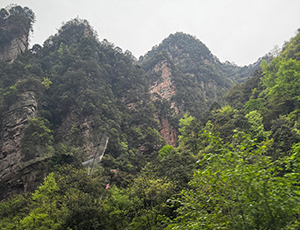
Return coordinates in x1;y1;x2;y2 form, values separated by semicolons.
149;60;176;101
55;112;103;161
148;60;178;146
159;116;177;146
0;35;28;63
0;91;41;200
0;5;34;63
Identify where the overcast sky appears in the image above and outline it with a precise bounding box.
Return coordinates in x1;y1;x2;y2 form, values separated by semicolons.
1;0;300;66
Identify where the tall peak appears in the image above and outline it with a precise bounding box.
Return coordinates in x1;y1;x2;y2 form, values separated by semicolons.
0;4;35;63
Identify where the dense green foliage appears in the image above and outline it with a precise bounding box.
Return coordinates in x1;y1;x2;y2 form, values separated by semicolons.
0;16;162;176
0;4;35;47
167;131;300;229
165;30;300;229
140;32;262;118
1;4;300;229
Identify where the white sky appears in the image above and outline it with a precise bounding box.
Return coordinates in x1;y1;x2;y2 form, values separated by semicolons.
1;0;300;66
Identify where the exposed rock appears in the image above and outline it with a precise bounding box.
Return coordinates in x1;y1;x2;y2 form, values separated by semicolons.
148;60;178;146
55;112;103;161
149;60;176;101
81;116;97;159
110;169;119;179
0;91;42;200
0;35;28;63
159;116;177;147
0;5;35;63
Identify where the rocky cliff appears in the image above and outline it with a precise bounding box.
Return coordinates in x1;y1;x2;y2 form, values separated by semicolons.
54;112;103;162
0;35;28;63
159;116;177;146
0;91;45;200
140;32;258;146
0;5;34;63
147;60;178;146
149;60;176;101
0;17;164;199
0;12;265;201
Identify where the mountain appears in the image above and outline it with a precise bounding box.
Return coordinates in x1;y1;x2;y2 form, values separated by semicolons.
141;32;232;116
139;32;264;145
0;15;163;200
0;8;267;200
2;4;300;230
0;4;35;63
140;32;267;116
166;29;300;229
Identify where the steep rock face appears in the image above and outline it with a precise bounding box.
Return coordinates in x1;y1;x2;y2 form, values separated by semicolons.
54;112;102;162
140;32;252;146
159;116;177;146
149;60;176;101
148;60;178;146
0;91;43;200
141;32;240;117
0;5;34;63
0;17;163;201
0;35;28;63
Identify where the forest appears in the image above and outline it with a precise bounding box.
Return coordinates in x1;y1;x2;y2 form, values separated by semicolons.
1;4;300;230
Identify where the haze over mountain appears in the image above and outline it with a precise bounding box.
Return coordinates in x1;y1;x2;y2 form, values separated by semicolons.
1;0;300;65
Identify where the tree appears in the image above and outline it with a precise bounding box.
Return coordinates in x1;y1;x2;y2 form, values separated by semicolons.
268;59;300;102
129;171;176;229
54;166;109;230
103;186;135;229
20;173;66;230
0;4;36;41
21;117;54;161
245;110;271;141
177;113;200;154
261;58;300;116
0;194;30;230
158;144;175;159
41;77;52;89
168;131;300;229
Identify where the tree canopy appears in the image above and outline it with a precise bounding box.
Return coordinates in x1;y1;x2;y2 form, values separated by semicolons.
1;5;300;229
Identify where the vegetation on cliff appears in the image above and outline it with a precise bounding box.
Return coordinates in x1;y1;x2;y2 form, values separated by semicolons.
166;30;300;229
0;15;162;200
1;4;300;230
140;32;266;118
0;4;35;48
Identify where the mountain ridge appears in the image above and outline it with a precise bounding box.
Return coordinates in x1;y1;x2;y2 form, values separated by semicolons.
0;6;277;200
138;31;267;143
2;4;300;229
